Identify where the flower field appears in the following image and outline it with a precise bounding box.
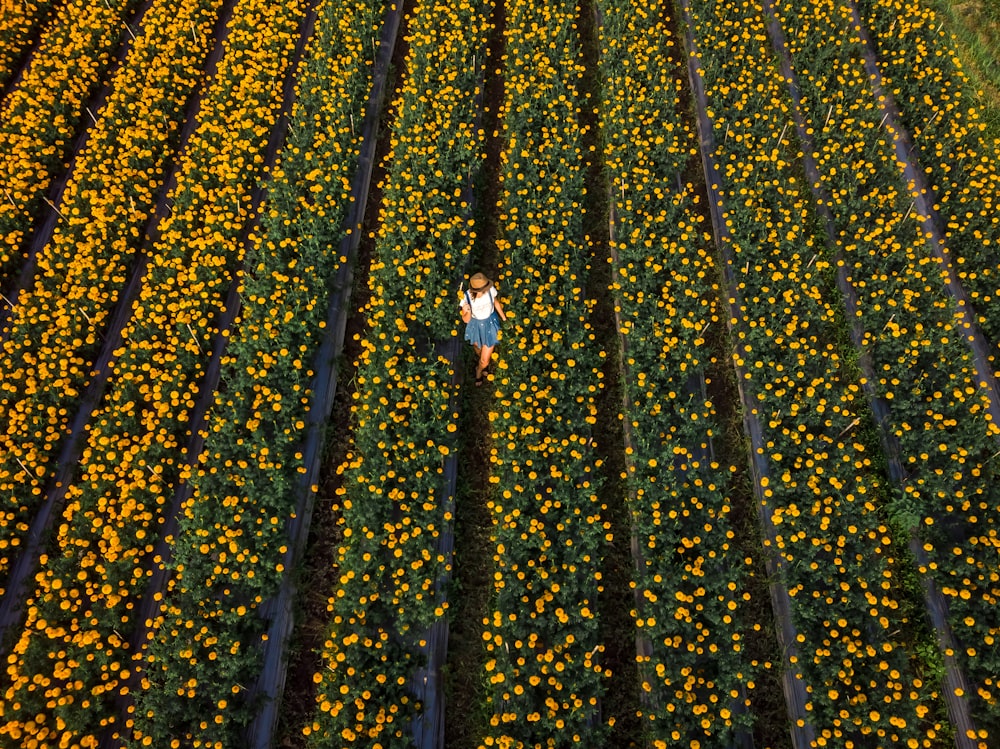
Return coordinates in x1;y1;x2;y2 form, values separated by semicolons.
0;0;225;599
0;0;56;86
1;0;309;742
597;0;756;743
476;0;613;745
0;0;998;746
856;0;1000;366
680;0;949;743
127;0;385;742
304;0;488;744
0;0;145;289
769;0;1000;738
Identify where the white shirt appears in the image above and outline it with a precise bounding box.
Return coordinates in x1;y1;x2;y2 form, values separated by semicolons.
461;287;497;320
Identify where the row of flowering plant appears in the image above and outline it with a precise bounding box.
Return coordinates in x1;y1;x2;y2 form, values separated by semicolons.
0;0;307;745
686;0;943;743
125;0;385;744
303;0;489;745
0;0;56;83
477;0;611;746
0;0;225;591
0;0;143;287
775;0;1000;737
595;0;757;743
856;0;1000;365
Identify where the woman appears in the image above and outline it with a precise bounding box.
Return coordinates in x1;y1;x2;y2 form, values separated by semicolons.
459;272;507;386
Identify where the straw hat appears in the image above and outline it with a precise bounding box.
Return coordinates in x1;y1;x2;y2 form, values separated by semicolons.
469;272;492;292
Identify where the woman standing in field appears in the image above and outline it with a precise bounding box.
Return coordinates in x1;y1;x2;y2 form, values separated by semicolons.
459;272;507;386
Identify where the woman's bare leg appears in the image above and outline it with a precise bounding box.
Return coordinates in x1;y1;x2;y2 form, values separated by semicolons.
476;344;495;380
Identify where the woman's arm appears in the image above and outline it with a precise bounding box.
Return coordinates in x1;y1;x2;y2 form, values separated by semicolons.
493;297;507;322
458;287;472;323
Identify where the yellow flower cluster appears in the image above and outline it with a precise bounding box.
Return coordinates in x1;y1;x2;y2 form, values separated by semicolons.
0;0;306;744
598;0;756;741
305;0;489;745
0;0;140;280
127;0;382;742
0;0;223;590
687;0;940;742
477;1;610;747
859;0;1000;367
0;0;54;81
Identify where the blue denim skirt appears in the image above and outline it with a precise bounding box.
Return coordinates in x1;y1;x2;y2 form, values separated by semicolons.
465;312;501;348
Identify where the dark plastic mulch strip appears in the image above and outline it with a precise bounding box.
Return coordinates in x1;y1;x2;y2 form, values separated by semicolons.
758;2;981;744
242;2;404;745
409;332;464;749
676;0;818;745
